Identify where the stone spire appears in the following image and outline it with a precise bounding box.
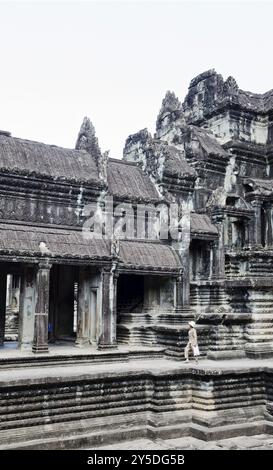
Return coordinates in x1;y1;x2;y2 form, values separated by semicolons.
76;117;108;183
75;117;102;163
224;76;239;96
156;91;184;137
156;91;182;123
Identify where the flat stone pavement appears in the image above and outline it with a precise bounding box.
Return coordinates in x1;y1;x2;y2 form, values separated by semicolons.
1;356;273;384
0;343;157;358
1;356;273;386
85;434;273;450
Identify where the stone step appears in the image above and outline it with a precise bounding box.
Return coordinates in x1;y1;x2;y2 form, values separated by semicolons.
244;334;273;341
246;326;273;332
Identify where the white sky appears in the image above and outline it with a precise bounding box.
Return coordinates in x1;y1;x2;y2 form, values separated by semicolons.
0;0;273;157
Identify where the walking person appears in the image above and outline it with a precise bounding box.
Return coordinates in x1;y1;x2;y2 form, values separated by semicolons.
184;321;199;364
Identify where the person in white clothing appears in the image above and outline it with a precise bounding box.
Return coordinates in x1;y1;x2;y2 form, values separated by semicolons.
184;321;199;364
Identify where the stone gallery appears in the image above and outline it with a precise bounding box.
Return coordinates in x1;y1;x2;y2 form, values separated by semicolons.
0;70;273;449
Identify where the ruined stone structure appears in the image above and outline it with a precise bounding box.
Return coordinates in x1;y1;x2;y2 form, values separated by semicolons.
1;70;273;449
121;69;273;361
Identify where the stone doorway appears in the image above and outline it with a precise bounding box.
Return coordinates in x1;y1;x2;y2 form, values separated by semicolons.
49;265;78;344
48;265;101;348
117;274;144;314
0;272;21;348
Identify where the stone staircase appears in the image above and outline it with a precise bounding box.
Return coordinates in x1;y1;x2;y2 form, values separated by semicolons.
244;290;273;358
190;284;230;314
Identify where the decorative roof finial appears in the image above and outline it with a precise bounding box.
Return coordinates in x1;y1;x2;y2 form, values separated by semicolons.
75;117;102;163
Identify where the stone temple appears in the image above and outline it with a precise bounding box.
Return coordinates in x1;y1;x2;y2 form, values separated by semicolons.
1;69;273;449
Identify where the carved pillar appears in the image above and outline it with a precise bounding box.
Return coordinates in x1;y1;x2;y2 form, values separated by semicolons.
6;275;12;308
244;220;250;248
18;266;36;350
0;273;7;346
175;274;183;313
212;216;225;279
182;246;190;306
251;199;262;248
76;267;90;347
209;241;214;279
98;265;118;349
265;203;273;248
32;262;51;353
210;240;219;279
111;270;119;345
172;202;191;308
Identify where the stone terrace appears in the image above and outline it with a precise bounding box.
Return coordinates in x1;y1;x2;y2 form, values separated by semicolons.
0;357;273;449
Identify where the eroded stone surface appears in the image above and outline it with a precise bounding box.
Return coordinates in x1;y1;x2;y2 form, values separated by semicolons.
85;434;273;450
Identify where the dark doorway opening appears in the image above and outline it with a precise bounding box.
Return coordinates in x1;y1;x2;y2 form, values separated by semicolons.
117;274;144;314
190;240;211;281
49;265;78;344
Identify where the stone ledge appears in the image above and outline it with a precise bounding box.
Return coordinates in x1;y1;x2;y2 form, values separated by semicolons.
0;360;273;449
0;414;271;450
1;358;273;387
246;342;273;359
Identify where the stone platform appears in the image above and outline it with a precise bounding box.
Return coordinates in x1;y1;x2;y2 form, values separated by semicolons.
0;356;273;449
0;343;164;368
85;434;273;450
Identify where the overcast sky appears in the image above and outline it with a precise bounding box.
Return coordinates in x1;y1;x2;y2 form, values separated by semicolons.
0;0;272;157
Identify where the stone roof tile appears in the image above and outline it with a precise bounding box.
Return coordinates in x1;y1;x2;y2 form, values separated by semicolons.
0;134;100;184
118;240;181;271
0;223;111;260
107;159;160;202
191;213;218;235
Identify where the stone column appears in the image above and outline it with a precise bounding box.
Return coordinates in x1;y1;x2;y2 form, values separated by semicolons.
111;270;119;346
172;200;191;308
209;241;214;279
18;266;36;350
212;216;225;279
175;274;183;313
265;203;273;248
6;275;12;308
173;233;190;306
210;240;220;279
182;246;191;306
32;262;51;353
251;199;262;248
0;273;7;346
244;220;250;248
98;266;118;349
75;267;90;347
